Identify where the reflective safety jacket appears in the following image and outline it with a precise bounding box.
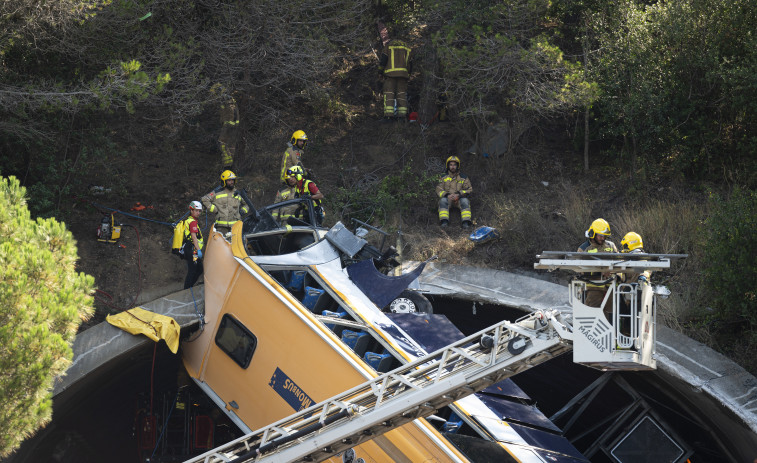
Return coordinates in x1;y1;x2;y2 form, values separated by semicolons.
280;143;304;182
577;239;619;286
436;172;473;199
201;188;249;228
295;179;321;206
220;97;239;127
182;217;204;254
272;186;298;222
379;39;411;78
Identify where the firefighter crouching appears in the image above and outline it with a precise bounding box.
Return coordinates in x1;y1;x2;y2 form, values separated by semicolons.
436;155;473;229
201;170;249;236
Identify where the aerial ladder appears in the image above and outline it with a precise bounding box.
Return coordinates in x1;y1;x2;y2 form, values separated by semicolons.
184;253;683;463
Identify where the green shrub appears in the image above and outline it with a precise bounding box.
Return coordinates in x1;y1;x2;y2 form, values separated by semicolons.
702;188;757;329
331;163;438;227
0;176;95;456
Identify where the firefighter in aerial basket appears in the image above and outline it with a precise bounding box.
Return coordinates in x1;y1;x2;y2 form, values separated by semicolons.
577;218;619;318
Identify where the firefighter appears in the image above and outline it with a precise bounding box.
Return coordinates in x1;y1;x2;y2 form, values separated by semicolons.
577;218;619;314
620;231;651;284
280;130;308;183
201;170;249;236
436;156;473;228
618;231;651;337
219;94;239;169
272;180;298;225
378;37;412;120
183;201;204;289
286;166;324;226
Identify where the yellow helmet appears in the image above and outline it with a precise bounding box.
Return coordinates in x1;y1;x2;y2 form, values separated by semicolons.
445;155;461;170
220;170;237;185
286;165;305;182
290;130;308;147
621;232;644;252
586;218;611;239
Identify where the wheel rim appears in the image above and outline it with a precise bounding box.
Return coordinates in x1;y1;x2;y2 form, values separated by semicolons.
389;297;416;313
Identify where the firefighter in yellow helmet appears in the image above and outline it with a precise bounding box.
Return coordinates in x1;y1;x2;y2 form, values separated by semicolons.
618;231;651;338
218;93;239;168
620;231;651;284
272;170;299;225
378;37;412;120
280;130;309;183
285;165;325;226
436;156;473;228
577;218;619;314
201;170;249;236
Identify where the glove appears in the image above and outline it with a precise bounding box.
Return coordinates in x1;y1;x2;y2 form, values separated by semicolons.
197;249;203;259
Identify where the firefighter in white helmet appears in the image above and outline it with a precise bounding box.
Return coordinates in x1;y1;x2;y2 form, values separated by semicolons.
183;201;204;289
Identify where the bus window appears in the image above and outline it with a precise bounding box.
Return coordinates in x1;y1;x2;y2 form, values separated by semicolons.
215;315;257;369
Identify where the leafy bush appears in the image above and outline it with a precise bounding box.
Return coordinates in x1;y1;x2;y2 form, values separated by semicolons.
331;163;438;227
702;188;757;329
0;176;95;456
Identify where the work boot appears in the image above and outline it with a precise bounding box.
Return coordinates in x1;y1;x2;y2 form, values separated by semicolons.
440;219;449;228
462;220;472;229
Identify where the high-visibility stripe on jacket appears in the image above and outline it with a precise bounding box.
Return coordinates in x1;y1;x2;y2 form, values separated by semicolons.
379;40;411;78
577;239;619;286
272;187;298;222
201;189;249;227
280;145;304;182
436;172;473;198
296;180;321;206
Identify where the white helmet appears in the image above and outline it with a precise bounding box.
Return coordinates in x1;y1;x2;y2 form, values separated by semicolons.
189;201;202;210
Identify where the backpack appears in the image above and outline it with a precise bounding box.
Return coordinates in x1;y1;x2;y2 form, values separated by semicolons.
171;219;187;256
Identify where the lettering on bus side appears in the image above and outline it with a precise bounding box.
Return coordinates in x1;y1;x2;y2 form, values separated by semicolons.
268;367;315;412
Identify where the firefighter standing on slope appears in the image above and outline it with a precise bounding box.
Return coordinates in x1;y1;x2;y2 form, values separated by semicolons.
219;93;239;169
201;170;249;236
182;201;204;289
577;218;619;317
378;37;412;120
436;156;473;228
281;130;309;184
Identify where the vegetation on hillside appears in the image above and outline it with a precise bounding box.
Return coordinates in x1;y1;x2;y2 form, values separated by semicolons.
0;0;755;435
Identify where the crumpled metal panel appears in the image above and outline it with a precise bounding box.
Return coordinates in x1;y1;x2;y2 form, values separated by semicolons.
325;221;367;257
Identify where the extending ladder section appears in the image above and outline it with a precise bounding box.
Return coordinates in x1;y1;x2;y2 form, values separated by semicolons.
185;310;574;463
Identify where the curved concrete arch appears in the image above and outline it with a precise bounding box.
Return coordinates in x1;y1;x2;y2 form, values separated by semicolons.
415;261;757;456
